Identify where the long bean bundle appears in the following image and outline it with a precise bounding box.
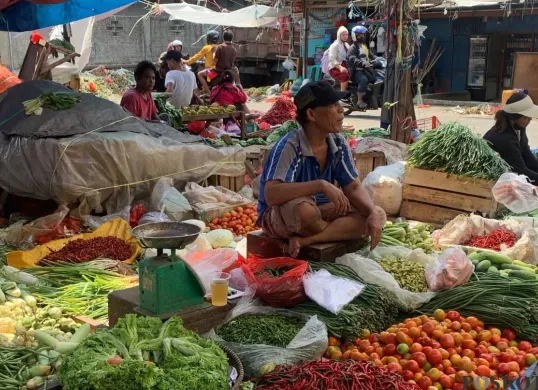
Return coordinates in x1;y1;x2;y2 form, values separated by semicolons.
292;263;398;340
417;273;538;340
407;122;511;180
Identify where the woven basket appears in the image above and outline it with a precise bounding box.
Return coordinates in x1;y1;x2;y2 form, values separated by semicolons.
245;128;274;139
221;343;245;390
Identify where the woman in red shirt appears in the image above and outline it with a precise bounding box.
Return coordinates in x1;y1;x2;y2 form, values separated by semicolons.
209;70;249;112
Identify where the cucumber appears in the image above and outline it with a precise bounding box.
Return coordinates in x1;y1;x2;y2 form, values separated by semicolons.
500;263;536;272
471;259;480;266
512;260;536;269
510;270;538;280
476;260;492;272
482;252;513;265
487;266;499;273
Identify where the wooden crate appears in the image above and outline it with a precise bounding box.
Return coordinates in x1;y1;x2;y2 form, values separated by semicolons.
353;151;387;181
206;174;245;192
400;167;500;225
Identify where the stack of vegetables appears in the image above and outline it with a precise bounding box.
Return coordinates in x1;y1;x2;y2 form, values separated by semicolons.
469;251;538;280
208;205;260;236
407;122;511;180
266;120;299;143
381;222;434;253
258;97;297;126
463;229;517;251
324;310;537;390
292;263;398;340
155;96;183;129
58;314;229;390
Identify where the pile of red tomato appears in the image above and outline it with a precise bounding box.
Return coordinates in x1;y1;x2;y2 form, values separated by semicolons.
208;204;260;236
325;310;537;389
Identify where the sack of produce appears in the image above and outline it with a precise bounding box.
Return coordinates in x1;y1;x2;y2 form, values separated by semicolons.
432;214;538;264
425;246;474;291
337;247;436;311
362;162;405;215
206;289;328;377
492;172;538;214
241;257;309;307
150;177;192;221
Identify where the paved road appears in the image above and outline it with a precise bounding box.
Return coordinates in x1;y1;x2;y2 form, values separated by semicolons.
248;102;538;148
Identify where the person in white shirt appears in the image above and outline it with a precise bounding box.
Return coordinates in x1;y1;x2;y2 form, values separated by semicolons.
164;50;197;108
328;26;350;92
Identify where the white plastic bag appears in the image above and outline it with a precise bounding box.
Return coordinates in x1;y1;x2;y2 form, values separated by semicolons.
84;206;130;229
182;248;238;295
433;214;538;264
303;269;365;314
150;177;192;221
138;212;171;225
337;248;436;311
362;162;405;215
492;173;538;214
425;247;474;292
205;289;328;377
229;268;249;290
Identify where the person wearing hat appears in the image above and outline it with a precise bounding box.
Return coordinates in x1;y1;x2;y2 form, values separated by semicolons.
483;92;538;183
164;50;198;108
256;81;386;257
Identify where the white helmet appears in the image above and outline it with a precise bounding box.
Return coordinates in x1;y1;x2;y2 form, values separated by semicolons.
168;40;183;51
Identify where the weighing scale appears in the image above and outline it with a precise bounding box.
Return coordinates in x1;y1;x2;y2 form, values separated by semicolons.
131;222;208;318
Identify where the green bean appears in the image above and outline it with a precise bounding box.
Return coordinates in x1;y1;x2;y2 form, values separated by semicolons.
408;122;511;180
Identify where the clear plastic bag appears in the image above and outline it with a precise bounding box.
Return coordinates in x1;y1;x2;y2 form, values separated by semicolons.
492;173;538;214
138;212;171;225
183;248;238;295
205;289;328;377
425;247;474;292
241;257;309;308
362;162;405;215
303;269;365;314
337;247;436;311
150;177;192;221
84;206;130;229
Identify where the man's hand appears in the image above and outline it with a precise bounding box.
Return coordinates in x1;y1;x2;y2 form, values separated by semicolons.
367;207;387;250
322;182;351;216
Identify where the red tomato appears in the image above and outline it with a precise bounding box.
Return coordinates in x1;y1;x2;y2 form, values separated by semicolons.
402;370;415;381
446;311;460;321
386;362;402;374
427;350;443;366
405;360;420;373
384;344;397;356
500;352;513;363
418;376;433;390
438;374;453;389
502;328;517;341
440;334;455;349
453;384;464;390
475;365;490;376
412;352;427;367
518;341;532;352
515;354;526;369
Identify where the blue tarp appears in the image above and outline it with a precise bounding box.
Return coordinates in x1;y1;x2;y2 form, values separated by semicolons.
0;0;135;32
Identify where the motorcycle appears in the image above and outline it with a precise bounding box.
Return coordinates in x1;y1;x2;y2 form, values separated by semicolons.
340;57;386;115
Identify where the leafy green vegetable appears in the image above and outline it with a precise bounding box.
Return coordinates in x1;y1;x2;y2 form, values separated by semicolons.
407;122;511;180
266;120;299;143
155;97;183;129
58;315;228;390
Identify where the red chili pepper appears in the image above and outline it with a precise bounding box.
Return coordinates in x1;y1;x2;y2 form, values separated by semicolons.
38;236;132;265
463;228;516;251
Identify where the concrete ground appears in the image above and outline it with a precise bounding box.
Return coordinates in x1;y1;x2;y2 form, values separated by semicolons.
248;102;538;148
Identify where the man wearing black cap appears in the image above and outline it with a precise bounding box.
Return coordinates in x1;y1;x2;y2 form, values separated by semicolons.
256;80;386;257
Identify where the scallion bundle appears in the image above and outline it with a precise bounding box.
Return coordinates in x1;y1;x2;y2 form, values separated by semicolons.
407;122;511;180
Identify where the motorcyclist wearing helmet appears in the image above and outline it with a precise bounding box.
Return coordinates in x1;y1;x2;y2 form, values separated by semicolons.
156;40;186;92
186;30;219;69
347;25;377;108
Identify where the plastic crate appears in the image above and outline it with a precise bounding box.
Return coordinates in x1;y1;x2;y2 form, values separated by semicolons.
413;116;441;132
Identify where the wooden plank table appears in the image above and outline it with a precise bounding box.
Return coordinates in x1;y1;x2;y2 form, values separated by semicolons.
182;111;247;139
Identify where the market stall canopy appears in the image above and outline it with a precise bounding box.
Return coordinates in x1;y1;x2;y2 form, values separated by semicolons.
159;3;280;28
0;0;135;32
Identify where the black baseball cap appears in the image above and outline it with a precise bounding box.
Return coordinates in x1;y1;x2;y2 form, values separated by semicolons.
294;80;351;111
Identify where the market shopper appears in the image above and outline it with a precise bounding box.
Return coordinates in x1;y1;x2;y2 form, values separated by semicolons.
483;92;538;183
120;61;159;121
347;25;376;109
327;26;350;93
164;51;198;108
209;70;248;113
156;40;184;92
257;81;386;257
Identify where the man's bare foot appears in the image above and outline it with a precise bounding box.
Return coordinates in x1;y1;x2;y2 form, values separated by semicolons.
287;236;301;258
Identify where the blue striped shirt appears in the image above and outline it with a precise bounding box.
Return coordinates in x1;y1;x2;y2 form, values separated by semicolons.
257;127;359;223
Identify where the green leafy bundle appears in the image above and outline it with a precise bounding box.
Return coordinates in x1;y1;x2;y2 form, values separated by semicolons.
58;315;228;390
407;122;511;180
155;97;183;129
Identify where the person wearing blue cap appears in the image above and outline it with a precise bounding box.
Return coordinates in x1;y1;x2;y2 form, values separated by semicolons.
256;81;386;257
